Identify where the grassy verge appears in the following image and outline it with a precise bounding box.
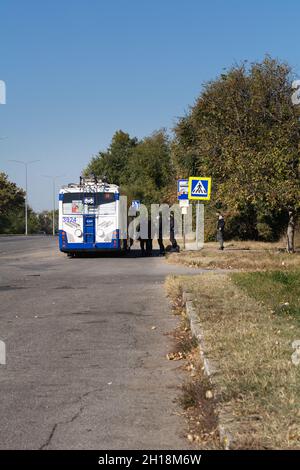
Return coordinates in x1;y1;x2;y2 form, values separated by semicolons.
167;241;300;271
233;270;300;320
166;271;300;449
166;291;220;448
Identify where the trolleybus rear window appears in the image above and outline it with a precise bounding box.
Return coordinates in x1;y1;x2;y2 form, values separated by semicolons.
62;192;116;214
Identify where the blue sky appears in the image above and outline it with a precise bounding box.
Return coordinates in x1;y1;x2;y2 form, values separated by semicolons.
0;0;300;211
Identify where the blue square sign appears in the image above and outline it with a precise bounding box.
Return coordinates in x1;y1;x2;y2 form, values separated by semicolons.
177;179;188;200
188;177;211;200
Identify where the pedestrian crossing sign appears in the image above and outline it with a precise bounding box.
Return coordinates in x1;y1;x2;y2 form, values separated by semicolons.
188;177;211;201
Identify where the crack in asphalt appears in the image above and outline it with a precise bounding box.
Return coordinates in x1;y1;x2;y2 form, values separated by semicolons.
39;387;103;450
39;423;58;450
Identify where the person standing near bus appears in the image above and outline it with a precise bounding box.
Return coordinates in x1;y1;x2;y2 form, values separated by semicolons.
139;216;153;256
216;212;225;250
169;212;179;252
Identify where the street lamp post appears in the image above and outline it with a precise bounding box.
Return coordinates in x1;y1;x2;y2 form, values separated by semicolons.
42;175;64;236
8;160;40;235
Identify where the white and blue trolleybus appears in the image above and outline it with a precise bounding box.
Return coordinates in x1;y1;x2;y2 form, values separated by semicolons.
59;177;126;255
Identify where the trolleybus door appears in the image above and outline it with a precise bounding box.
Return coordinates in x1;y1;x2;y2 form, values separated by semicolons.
83;216;95;244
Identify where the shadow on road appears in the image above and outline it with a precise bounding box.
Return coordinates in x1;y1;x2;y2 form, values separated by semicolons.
65;249;166;259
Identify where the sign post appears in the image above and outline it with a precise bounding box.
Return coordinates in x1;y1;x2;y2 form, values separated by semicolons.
177;179;189;201
188;177;211;250
196;201;200;248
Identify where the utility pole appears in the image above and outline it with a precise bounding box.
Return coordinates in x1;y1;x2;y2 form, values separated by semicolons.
9;160;40;235
42;175;64;235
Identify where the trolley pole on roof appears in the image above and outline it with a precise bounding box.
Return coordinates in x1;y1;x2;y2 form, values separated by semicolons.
8;159;40;235
42;175;65;236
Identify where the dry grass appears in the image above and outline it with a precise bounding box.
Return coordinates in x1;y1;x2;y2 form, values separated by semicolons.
167;240;300;271
165;273;300;449
167;292;220;449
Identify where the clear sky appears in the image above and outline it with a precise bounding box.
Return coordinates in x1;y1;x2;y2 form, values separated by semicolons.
1;0;300;211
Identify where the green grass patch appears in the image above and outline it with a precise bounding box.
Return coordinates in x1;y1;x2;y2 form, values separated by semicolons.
166;272;300;449
232;270;300;320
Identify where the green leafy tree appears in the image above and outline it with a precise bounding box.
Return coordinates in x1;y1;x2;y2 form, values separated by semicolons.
124;130;172;205
0;173;25;233
1;205;42;234
0;173;45;234
27;209;41;234
85;130;137;185
84;129;172;206
173;57;300;248
38;210;58;234
0;172;25;216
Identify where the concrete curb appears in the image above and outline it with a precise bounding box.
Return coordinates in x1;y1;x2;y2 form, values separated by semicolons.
182;291;234;450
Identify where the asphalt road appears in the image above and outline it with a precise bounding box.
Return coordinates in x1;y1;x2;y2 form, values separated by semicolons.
0;236;201;450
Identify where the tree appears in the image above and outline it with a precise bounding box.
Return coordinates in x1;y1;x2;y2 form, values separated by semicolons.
0;173;45;234
173;57;300;248
38;210;58;234
84;129;172;206
0;172;25;216
124;130;172;205
84;130;137;185
0;173;25;233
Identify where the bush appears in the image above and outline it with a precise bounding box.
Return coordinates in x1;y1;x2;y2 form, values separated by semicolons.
256;222;273;241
